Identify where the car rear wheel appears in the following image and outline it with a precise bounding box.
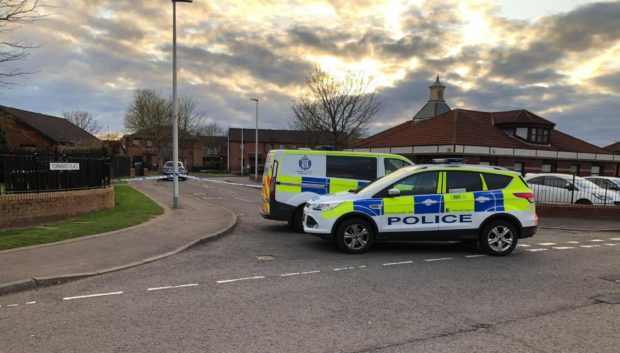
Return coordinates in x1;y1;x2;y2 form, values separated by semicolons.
335;217;374;254
575;199;592;205
479;220;518;256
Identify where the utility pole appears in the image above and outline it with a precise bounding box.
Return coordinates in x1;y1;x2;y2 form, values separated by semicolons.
251;98;259;179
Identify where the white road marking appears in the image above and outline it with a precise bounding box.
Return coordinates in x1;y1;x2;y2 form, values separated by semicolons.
580;245;600;248
333;266;357;271
553;246;575;250
604;243;617;246
538;242;556;246
6;304;18;307
610;238;620;241
281;272;300;277
300;270;321;274
590;239;604;242
216;276;265;284
566;241;580;244
383;261;413;266
425;257;452;262
465;254;487;258
147;284;198;291
527;248;549;252
517;244;531;247
63;291;124;301
25;301;36;305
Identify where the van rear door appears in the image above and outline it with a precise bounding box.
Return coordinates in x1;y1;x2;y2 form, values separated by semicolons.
261;151;277;215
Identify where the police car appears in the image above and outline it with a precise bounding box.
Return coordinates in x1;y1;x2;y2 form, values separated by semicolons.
303;164;537;255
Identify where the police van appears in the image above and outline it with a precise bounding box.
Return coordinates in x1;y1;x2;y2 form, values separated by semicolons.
303;164;538;255
260;150;413;231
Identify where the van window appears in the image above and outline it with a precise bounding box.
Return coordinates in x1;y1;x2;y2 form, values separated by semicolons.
482;173;512;190
384;158;407;174
326;156;376;180
445;171;483;193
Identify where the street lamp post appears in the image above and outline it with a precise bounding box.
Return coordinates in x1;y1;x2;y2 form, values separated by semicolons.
250;98;259;179
172;0;192;209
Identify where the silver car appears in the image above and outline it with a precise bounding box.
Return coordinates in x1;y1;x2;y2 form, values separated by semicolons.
525;173;620;205
162;161;187;181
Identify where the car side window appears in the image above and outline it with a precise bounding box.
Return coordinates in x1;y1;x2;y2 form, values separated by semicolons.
544;177;567;188
527;177;544;185
483;173;512;190
384;158;406;175
387;171;439;196
445;171;483;193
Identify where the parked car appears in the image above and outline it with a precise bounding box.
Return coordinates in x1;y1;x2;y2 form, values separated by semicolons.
162;161;187;181
524;173;620;205
260;149;413;231
304;164;537;255
584;176;620;192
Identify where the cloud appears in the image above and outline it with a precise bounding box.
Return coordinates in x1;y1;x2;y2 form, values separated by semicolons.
0;0;617;148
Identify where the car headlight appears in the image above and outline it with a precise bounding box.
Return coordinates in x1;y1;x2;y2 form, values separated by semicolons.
312;202;343;211
592;193;612;201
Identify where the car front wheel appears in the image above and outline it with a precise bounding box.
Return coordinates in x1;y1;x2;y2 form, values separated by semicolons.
479;220;518;256
335;218;374;254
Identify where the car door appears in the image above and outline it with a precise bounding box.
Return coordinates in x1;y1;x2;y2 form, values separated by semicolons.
380;171;441;233
526;176;546;202
442;170;485;231
544;176;572;203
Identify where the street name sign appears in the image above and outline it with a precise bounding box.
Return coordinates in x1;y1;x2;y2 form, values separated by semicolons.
50;163;80;171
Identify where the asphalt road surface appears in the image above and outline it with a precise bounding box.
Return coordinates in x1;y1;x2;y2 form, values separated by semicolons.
1;179;619;353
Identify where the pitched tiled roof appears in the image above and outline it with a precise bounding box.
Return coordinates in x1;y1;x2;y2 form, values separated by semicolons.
491;109;555;127
1;105;99;145
412;101;451;122
228;128;333;145
354;108;610;154
604;141;620;153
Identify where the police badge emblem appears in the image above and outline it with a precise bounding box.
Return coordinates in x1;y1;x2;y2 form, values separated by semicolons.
298;155;312;170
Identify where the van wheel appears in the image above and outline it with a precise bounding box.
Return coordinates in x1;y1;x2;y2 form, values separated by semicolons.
575;199;592;205
335;218;374;254
479;220;517;256
288;206;304;233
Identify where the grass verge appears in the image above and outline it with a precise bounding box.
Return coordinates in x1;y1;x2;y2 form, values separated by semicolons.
0;185;164;251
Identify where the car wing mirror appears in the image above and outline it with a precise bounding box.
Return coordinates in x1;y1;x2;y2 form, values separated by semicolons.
388;188;401;197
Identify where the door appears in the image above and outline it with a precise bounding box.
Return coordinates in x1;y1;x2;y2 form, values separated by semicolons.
381;171;441;233
442;170;485;231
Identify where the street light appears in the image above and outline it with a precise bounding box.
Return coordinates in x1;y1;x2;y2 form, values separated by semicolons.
172;0;192;209
250;98;259;179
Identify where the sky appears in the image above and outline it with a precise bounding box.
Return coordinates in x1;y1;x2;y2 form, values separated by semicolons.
1;0;619;147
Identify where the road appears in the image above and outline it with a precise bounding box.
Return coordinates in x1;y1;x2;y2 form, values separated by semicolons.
1;179;619;353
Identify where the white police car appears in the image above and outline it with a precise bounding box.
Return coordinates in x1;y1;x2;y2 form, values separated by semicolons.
303;164;538;255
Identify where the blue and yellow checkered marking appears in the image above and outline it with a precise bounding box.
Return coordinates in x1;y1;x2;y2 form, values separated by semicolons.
473;190;505;212
414;194;443;214
353;199;382;217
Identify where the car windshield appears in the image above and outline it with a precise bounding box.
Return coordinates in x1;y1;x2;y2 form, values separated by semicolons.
356;167;418;196
164;162;183;168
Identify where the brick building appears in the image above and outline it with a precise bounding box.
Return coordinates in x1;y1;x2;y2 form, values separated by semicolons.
119;130;203;170
228;128;332;173
349;78;620;177
605;142;620;155
0;105;99;151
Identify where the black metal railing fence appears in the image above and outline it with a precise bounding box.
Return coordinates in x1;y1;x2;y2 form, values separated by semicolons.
0;147;111;194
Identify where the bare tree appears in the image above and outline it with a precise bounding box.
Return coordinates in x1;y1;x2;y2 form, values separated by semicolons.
290;66;381;149
176;96;207;151
0;0;42;87
63;109;102;135
199;121;224;136
124;88;172;161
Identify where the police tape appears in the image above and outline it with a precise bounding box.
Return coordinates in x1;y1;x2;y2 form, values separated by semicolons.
113;174;262;189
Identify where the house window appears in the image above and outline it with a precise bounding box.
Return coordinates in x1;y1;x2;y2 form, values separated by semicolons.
515;127;528;139
514;162;524;175
541;163;555;173
530;128;549;144
570;164;580;175
145;140;153;147
20;144;36;152
132;139;141;147
279;144;285;149
591;165;602;176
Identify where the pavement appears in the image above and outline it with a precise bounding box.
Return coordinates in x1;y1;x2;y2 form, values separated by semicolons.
0;181;237;296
